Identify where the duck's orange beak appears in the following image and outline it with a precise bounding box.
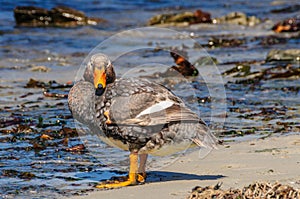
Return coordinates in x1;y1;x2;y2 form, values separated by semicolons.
94;67;106;89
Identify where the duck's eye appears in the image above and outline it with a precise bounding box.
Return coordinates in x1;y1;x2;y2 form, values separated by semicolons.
95;83;105;96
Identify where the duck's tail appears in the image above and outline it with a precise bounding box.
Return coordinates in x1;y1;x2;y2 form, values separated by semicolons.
192;124;219;159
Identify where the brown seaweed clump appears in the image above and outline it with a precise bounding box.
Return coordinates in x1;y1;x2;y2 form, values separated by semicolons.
272;15;300;33
169;51;199;77
187;182;300;199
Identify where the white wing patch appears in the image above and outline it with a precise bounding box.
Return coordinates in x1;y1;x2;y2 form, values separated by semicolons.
136;101;174;118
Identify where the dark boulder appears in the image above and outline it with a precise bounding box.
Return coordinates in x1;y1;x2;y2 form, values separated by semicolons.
14;6;105;27
213;12;261;26
148;9;212;26
270;4;300;14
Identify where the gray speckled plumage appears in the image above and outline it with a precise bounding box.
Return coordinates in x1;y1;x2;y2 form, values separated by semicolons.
68;81;95;125
68;53;217;155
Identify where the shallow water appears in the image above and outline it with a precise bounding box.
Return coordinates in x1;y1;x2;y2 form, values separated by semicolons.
0;0;300;198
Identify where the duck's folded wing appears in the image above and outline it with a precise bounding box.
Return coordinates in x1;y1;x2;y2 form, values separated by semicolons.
108;91;204;126
125;104;204;126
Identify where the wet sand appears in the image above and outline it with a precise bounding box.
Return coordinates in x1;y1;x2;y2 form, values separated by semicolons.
69;134;300;199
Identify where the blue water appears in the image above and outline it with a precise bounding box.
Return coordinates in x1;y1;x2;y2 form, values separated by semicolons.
0;0;300;198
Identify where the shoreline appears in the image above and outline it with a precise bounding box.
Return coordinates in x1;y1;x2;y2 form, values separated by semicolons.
69;134;300;199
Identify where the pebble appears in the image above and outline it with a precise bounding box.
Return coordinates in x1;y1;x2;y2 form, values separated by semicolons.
30;65;51;72
266;49;300;62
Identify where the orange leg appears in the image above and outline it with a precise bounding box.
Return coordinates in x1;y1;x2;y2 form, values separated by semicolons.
96;152;139;189
104;110;112;125
137;154;148;182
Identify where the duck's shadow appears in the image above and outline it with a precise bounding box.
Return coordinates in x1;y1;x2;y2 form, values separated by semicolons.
146;171;225;183
77;170;225;184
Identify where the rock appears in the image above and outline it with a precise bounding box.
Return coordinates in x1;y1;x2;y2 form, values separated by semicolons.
259;35;287;46
222;64;251;77
148;13;178;26
65;144;86;152
193;10;212;24
229;64;300;85
43;90;68;98
272;15;300;33
25;78;73;89
205;37;245;48
148;9;212;26
25;78;46;88
264;65;300;79
14;6;105;27
194;56;218;67
214;12;261;26
270;4;300;13
266;49;300;62
2;169;36;180
30;65;51;72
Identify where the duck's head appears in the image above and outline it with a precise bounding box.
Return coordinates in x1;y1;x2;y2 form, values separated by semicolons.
83;53;116;96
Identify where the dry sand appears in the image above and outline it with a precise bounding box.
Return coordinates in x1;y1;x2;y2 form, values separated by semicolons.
70;134;300;199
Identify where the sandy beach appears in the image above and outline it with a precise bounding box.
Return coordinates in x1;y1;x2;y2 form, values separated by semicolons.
70;134;300;199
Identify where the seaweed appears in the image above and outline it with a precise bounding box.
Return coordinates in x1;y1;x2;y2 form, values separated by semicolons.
188;182;300;199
